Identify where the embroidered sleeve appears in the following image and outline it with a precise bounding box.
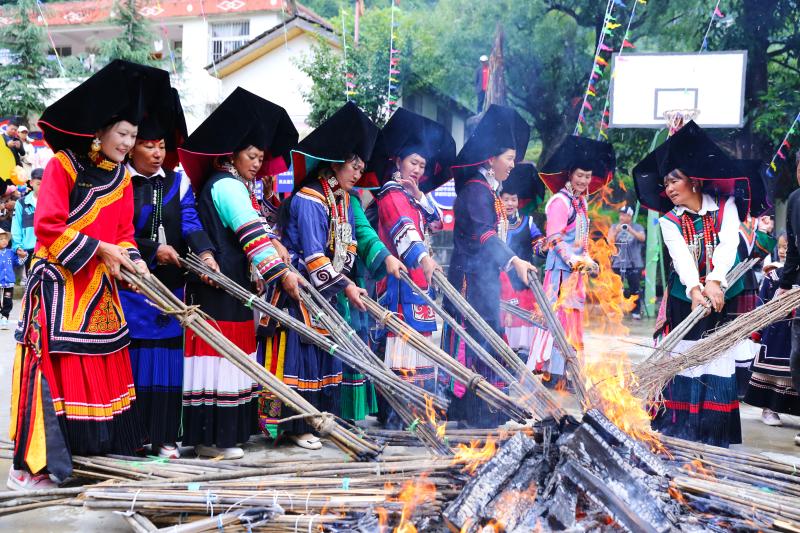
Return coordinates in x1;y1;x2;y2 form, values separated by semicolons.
753;229;777;260
545;194;574;264
659;215;701;297
352;196;389;277
707;196;740;288
211;177;287;282
417;192;443;226
34;153;101;273
179;174;214;255
377;183;427;267
292;193;350;297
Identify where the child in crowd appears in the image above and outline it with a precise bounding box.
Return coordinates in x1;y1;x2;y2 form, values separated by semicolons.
0;229;18;329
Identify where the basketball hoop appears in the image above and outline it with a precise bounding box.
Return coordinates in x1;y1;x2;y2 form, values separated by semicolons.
664;109;700;136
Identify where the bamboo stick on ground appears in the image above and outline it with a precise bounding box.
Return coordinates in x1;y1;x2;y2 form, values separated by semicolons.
119;264;380;460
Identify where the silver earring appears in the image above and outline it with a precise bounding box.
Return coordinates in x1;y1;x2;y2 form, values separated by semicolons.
692;186;696;192
392;169;402;181
486;168;496;180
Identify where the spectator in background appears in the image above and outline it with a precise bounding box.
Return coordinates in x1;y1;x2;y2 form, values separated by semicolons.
474;55;489;113
0;229;16;329
17;126;35;180
2;120;25;166
775;149;800;447
609;205;646;319
12;168;40;277
0;197;15;233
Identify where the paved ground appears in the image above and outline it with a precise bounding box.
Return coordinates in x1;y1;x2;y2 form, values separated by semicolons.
0;301;798;530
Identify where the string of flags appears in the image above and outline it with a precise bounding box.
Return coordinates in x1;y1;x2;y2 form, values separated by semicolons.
596;0;645;140
765;111;800;178
341;9;356;101
386;0;400;110
574;0;647;136
700;0;725;52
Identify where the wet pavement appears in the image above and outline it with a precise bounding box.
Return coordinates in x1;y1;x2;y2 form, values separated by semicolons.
0;303;797;530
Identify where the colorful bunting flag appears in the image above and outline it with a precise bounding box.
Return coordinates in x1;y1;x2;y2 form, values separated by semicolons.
622;39;635;48
766;111;800;177
385;0;400;110
714;6;724;17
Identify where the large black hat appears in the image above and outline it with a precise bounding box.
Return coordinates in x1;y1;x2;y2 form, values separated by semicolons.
137;88;188;170
179;87;298;190
292;101;380;189
539;135;615;195
451;105;530;190
632;121;754;219
38;59;172;153
734;159;771;218
371;108;456;193
499;162;545;205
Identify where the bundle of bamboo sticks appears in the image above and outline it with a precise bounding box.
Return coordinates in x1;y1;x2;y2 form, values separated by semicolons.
634;261;792;401
428;270;566;418
118;264;381;460
638;258;758;368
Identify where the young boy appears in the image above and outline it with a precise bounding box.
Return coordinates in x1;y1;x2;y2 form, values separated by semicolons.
0;229;17;329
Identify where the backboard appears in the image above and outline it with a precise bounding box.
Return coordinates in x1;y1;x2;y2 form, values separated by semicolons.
609;51;747;128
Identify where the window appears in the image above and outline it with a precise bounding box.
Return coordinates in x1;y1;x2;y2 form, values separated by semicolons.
54;46;72;57
209;21;249;63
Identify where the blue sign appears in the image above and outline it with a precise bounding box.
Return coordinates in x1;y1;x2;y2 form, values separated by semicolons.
276;168;294;193
430;179;456;210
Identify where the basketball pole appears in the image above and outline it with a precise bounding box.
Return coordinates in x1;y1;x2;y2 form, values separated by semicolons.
643;128;669;318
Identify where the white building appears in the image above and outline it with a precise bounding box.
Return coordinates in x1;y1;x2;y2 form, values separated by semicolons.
1;0;470;144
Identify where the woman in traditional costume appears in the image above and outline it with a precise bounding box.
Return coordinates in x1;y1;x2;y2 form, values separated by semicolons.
745;234;800;423
633;121;763;447
534;137;614;387
444;104;536;429
497;162;546;357
178;87;302;459
373;108;454;428
8;60;169;489
275;102;403;448
119;89;217;459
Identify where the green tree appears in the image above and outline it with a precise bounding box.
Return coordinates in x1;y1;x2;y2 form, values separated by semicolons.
99;0;157;66
0;0;52;119
297;5;403;126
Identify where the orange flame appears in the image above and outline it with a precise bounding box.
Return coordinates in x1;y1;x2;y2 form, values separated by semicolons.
423;394;448;440
379;475;437;533
452;437;497;474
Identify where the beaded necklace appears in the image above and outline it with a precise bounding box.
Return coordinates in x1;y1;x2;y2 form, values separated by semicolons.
148;174;167;245
680;211;717;275
564;185;590;252
493;193;508;242
320;175;352;272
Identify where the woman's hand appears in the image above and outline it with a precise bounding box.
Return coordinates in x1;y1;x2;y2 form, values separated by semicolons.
689;286;710;315
419;255;441;286
384;255;407;279
510;256;537;286
758;215;774;234
96;242;131;280
280;271;304;301
272;238;290;265
399;176;423;201
702;280;724;313
198;251;219;287
344;283;368;311
155;244;181;266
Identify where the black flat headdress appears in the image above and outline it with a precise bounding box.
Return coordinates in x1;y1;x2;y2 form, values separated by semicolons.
137;88;188;170
178;87;298;190
451;105;530;191
38;59;172;153
538;135;615;194
371;108;456;193
633;121;754;219
291;101;380;189
499;162;545;206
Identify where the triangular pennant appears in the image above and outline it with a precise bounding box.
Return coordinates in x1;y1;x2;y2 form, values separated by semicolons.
583;101;593;111
622;39;635;48
714;6;724;17
595;56;608;67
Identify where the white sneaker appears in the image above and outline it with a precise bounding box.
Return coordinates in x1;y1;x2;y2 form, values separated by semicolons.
156;443;181;459
0;317;8;330
761;409;782;426
6;468;58;491
794;433;800;447
194;444;244;459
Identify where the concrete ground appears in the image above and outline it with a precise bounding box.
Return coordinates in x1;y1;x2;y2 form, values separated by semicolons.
0;300;798;530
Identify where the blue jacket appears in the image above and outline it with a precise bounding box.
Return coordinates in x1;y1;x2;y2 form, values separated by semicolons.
11;193;36;253
0;247;18;287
